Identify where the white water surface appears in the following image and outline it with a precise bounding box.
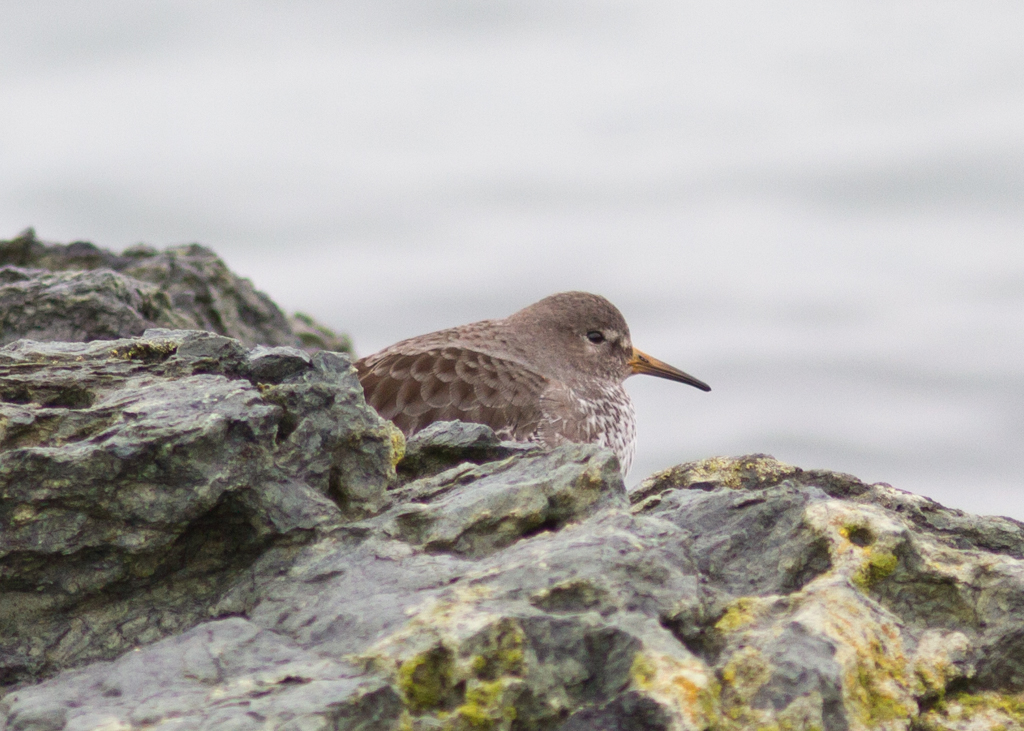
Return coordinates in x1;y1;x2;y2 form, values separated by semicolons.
2;1;1022;517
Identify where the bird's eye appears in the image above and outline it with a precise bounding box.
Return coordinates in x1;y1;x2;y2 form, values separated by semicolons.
586;330;605;344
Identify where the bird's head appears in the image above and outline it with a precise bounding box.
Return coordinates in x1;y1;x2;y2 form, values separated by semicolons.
507;291;710;392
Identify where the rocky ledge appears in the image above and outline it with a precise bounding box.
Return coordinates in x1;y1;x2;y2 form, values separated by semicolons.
2;239;1024;731
0;229;351;353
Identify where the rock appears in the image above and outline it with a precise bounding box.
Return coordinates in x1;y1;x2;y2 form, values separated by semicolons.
114;244;293;350
0;330;401;688
0;266;190;346
632;456;1024;730
355;442;625;558
0;229;352;353
0;618;404;731
8;409;1024;731
246;345;314;385
4;259;1024;729
397;420;537;483
289;312;354;355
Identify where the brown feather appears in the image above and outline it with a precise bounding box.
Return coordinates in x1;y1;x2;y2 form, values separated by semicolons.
357;347;549;442
353;291;709;474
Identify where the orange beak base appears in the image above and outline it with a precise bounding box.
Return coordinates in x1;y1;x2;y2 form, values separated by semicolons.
628;348;711;392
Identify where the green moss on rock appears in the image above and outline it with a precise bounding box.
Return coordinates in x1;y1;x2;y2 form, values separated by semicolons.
448;679;518;730
918;690;1024;730
468;618;525;681
109;340;179;362
851;548;898;591
398;646;459;713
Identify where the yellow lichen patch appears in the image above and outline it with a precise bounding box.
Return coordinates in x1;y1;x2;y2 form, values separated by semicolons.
714;595;775;634
677;455;799;491
358;603;532;727
918;690;1024;731
397;646;458;713
851;548;898;591
447;679;519;731
720;645;771;697
388;423;406;467
688;456;745;488
718;645;773;726
841;634;916;729
790;576;918;730
839;523;875;547
356;589;498;678
631;454;799;508
577;457;612;494
629;650;719;729
803;502;907;593
630;653;657;687
529;578;607;612
740;455;800;485
10;503;35;524
450;584;495;604
910;630;970;702
108;340;178;361
848;664;910;727
468;618;525;680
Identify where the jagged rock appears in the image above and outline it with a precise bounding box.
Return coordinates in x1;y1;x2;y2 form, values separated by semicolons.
397;420;538;484
0;266;190;346
632;456;1024;730
289;312;354;355
0;229;352;353
3;283;1024;728
0;618;404;731
0;330;400;688
7;405;1024;731
355;442;624;558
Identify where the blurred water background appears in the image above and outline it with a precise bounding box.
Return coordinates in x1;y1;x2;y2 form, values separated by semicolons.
2;1;1022;517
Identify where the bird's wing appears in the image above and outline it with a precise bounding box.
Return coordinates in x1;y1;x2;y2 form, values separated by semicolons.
355;347;551;440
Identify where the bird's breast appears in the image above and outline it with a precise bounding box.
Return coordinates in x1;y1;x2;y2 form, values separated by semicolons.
560;383;637;474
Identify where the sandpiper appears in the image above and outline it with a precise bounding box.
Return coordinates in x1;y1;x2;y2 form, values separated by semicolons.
355;291;709;473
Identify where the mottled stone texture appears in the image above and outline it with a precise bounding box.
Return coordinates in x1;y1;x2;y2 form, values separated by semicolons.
0;331;400;692
3;239;1024;729
0;229;352;353
4;349;1024;731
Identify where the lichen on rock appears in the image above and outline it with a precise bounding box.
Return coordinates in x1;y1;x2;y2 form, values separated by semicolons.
4;239;1024;730
0;329;397;688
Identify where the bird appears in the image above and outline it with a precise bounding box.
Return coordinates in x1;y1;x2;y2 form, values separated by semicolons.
354;291;710;474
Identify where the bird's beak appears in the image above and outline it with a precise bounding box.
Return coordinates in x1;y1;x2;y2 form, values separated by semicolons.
629;348;711;391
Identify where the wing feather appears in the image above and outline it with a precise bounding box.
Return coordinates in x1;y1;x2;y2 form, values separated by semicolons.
356;346;550;441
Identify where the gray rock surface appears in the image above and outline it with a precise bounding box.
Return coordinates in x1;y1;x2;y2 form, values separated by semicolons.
4;334;1024;730
396;421;537;484
0;266;190;346
0;229;352;353
2;246;1024;728
0;331;399;690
